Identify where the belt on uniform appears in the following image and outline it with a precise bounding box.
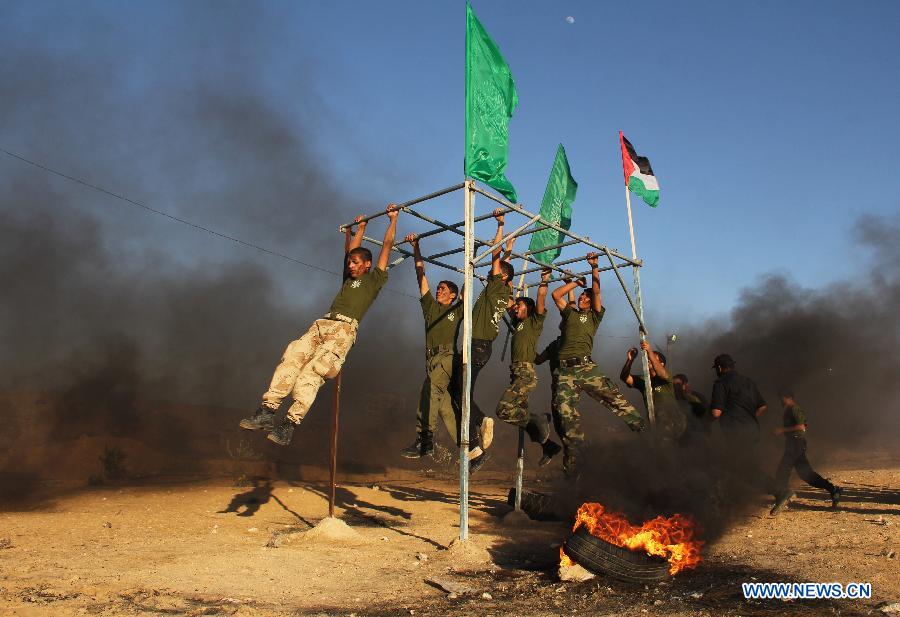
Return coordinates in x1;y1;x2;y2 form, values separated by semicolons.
559;356;593;368
323;312;358;326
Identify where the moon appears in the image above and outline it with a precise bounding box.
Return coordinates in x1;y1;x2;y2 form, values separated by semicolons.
566;15;575;24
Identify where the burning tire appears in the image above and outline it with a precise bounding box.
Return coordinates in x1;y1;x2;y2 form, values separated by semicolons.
563;526;671;584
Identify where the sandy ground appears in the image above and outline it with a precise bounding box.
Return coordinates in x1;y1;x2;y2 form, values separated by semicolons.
0;458;897;617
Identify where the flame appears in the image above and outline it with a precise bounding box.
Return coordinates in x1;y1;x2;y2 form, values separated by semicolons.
559;546;575;568
568;502;704;575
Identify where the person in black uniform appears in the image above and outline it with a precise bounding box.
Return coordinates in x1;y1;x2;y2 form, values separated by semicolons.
770;389;842;515
709;353;774;494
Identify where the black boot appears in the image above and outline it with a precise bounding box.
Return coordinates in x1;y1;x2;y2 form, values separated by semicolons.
830;486;842;509
267;419;296;446
523;414;551;444
539;440;562;466
239;406;276;431
770;491;795;516
469;450;491;474
400;432;434;459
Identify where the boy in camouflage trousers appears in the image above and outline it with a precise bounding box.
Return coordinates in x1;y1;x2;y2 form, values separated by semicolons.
495;268;562;465
239;205;401;446
551;253;645;475
400;233;462;459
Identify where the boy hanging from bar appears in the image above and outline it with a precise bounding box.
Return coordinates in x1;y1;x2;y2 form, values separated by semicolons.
620;340;687;444
495;268;562;465
551;253;645;476
400;233;462;459
535;288;576;451
451;207;515;472
239;205;401;446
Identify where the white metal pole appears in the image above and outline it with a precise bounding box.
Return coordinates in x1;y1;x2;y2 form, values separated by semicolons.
625;184;656;429
459;179;475;541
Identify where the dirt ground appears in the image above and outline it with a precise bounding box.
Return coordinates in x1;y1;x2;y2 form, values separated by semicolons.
1;450;897;617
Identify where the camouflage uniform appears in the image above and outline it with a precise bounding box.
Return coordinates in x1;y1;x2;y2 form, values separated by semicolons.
496;311;545;434
260;267;387;424
495;361;538;426
554;306;643;474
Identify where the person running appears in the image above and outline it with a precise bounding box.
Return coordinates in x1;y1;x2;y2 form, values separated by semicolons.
239;205;401;446
770;389;842;515
495;268;562;465
400;233;461;459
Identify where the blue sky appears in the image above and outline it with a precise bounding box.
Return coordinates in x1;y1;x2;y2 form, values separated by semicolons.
3;1;899;340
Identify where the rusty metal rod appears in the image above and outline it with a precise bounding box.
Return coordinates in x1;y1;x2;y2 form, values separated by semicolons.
338;183;465;230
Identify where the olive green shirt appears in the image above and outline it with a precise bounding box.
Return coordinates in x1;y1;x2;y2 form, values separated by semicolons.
631;374;678;411
472;274;511;342
511;312;546;364
420;291;461;350
327;267;388;322
783;404;807;431
557;306;605;360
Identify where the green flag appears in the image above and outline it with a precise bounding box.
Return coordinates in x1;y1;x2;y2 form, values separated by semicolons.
465;3;518;203
528;144;577;264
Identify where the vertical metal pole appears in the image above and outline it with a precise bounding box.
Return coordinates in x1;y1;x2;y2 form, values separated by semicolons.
459;180;475;541
329;373;340;518
624;185;656;428
514;428;525;511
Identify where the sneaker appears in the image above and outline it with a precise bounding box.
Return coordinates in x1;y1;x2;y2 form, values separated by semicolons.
480;417;494;450
469;450;491;474
830;486;842;509
400;434;435;459
267;419;296;446
538;440;562;467
239;406;276;431
770;491;795;516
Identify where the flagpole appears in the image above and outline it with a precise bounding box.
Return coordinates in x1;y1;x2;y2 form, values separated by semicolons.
624;182;656;429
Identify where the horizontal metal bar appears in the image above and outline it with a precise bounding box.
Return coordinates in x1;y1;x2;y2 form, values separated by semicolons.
522;262;628;287
472;214;540;265
518;251;632;277
469;185;643;268
400;206;511;245
361;235;486;280
339;183;465;230
523;237;582;256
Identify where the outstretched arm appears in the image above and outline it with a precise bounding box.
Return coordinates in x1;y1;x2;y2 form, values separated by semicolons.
407;233;428;296
536;268;550;315
346;215;367;251
586;252;602;312
376;204;400;272
490;208;505;276
640;339;668;380
551;277;585;311
620;347;638;386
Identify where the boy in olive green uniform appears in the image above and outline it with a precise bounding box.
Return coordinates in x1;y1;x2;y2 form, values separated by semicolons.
495;269;562;465
620;340;687;443
770;391;842;515
451;208;514;470
400;233;462;458
535;290;576;448
551;253;645;475
239;206;401;446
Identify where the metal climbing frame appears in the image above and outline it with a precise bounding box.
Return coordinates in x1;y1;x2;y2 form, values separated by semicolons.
338;179;653;541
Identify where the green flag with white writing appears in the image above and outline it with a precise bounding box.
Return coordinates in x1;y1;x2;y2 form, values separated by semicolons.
465;3;518;203
528;144;577;264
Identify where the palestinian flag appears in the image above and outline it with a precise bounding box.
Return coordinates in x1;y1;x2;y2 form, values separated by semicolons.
619;131;660;207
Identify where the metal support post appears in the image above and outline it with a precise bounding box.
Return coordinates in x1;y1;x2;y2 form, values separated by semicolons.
623;185;655;428
459;179;475;541
514;428;525;511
